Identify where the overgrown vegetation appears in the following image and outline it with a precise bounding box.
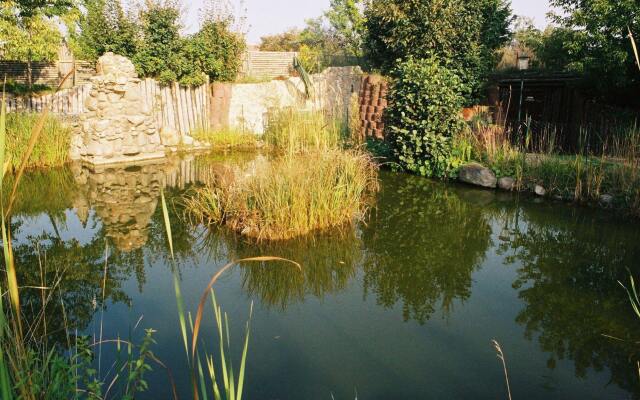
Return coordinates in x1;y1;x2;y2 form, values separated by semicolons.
459;116;640;214
263;109;344;154
186;110;378;240
69;0;246;85
385;57;468;178
192;128;259;150
363;0;513;102
6;113;71;170
185;149;378;240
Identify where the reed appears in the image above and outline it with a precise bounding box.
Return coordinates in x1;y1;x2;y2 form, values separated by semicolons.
6;112;71;170
192;127;259;150
263;108;345;155
185;149;379;240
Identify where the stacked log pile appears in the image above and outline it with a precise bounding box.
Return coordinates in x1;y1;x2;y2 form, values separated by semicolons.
358;75;388;140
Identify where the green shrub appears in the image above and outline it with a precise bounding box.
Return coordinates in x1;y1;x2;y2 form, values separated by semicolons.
385;57;466;178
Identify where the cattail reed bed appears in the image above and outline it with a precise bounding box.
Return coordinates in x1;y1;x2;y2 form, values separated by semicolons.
185;149;379;241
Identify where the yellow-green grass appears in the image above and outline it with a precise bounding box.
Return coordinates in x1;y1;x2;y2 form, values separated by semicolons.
459;121;640;213
193;127;260;150
185;149;379;240
6;113;71;170
263;109;345;154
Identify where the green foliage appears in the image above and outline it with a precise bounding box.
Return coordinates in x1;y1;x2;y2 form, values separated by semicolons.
547;0;640;98
70;0;139;61
259;28;303;51
184;19;246;83
385;57;466;178
130;3;245;85
0;1;62;62
363;0;512;101
324;0;365;58
6;113;71;170
132;2;182;84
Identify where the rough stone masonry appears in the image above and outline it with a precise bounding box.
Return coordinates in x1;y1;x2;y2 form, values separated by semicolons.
70;53;165;165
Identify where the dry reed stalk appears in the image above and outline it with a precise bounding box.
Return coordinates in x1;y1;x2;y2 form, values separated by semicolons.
492;339;512;400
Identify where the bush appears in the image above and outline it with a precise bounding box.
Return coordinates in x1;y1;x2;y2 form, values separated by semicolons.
385;57;466;178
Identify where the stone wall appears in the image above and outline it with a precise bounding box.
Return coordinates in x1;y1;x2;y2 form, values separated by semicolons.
223;66;363;134
71;53;165;165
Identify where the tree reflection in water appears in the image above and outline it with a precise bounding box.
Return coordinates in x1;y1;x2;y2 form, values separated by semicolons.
361;172;493;324
497;202;640;396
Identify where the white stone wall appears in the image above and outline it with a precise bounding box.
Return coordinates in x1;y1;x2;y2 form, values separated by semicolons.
227;66;363;134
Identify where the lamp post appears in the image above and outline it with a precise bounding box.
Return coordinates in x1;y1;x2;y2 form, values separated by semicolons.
516;52;530;123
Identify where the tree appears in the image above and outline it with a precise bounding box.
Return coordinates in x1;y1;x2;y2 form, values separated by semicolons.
0;0;74;90
132;1;182;83
364;0;513;101
259;29;302;51
385;57;467;178
70;0;139;61
180;18;246;84
548;0;640;100
324;0;365;58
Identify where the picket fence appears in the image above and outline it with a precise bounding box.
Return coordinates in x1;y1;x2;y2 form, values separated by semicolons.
7;78;211;136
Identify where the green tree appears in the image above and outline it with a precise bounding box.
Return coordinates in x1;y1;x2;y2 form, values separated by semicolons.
71;0;139;61
324;0;365;58
259;29;302;51
187;18;246;82
548;0;640;98
364;0;512;101
132;1;182;83
0;0;73;89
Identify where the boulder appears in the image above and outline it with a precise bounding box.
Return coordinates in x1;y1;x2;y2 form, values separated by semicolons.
458;163;497;189
599;194;614;206
534;185;546;196
498;177;516;191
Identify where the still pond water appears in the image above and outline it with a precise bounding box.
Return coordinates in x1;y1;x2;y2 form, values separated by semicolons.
10;153;640;399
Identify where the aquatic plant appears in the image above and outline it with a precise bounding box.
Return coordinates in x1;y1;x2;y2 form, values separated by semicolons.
184;149;379;240
263;108;346;155
5;112;71;170
0;76;160;399
192;127;260;150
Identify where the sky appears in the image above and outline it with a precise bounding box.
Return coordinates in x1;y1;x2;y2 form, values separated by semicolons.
183;0;553;44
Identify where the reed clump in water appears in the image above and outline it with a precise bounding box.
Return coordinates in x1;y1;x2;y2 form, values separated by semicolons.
192;127;260;150
185;149;379;240
263;108;344;154
6;112;71;170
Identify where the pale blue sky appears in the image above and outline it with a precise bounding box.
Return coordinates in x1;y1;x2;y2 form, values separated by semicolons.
183;0;552;44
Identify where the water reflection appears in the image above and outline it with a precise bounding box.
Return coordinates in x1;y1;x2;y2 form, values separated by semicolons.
3;156;640;398
361;172;492;323
497;204;640;396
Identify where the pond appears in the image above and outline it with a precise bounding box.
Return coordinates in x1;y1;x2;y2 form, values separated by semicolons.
8;153;640;399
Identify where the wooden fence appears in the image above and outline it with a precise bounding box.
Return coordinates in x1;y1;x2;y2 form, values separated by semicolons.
139;77;211;135
239;51;297;79
8;78;211;136
6;84;91;114
0;60;95;88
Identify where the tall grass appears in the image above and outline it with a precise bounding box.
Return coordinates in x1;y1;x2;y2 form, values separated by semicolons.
460;110;640;213
6;113;71;170
192;127;259;150
185;149;379;240
263;108;345;155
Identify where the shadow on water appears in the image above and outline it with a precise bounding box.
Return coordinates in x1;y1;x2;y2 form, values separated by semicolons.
3;154;640;398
